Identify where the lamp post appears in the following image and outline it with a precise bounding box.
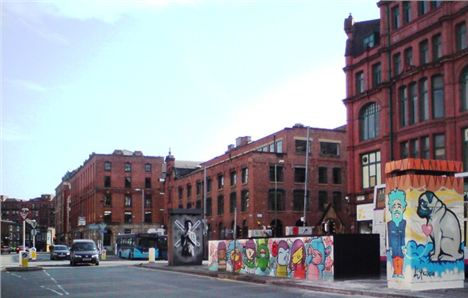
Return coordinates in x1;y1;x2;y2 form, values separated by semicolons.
134;188;145;233
63;182;71;244
303;126;310;227
274;159;284;237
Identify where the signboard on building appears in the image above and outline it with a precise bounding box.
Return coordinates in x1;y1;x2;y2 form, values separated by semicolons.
356;203;374;221
78;217;86;226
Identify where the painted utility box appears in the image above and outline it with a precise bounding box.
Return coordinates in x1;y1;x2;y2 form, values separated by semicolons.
385;159;465;291
167;209;204;266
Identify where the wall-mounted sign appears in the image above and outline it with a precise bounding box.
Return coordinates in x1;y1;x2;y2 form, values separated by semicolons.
78;217;86;226
356;203;374;221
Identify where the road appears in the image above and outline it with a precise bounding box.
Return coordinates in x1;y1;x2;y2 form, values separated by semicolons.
1;254;365;298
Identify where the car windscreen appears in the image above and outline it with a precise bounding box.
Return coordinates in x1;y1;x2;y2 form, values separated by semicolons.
72;242;96;251
54;245;68;251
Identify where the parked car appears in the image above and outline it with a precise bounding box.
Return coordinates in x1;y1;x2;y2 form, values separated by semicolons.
1;245;11;254
70;239;99;266
50;244;70;260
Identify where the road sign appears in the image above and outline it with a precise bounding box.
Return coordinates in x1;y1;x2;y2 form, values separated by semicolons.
19;208;29;220
31;229;37;236
26;219;37;228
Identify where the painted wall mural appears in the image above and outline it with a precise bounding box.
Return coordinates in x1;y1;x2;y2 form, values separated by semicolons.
208;236;334;281
169;212;204;266
385;159;465;291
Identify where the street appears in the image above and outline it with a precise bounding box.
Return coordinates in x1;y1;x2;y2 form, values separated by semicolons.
1;254;366;298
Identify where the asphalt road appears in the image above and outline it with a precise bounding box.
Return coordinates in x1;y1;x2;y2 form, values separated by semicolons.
1;262;366;298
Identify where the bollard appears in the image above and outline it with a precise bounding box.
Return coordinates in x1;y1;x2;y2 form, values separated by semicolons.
30;247;37;261
101;249;107;261
20;251;29;267
148;247;155;263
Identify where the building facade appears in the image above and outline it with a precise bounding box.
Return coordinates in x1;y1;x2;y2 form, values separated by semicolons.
61;150;165;251
164;125;350;241
343;1;468;232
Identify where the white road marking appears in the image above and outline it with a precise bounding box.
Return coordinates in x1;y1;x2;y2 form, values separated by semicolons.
40;285;63;296
42;269;69;295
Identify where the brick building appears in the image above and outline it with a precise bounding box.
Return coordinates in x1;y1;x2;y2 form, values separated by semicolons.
164;125;350;241
0;194;54;250
343;1;468;232
60;150;165;251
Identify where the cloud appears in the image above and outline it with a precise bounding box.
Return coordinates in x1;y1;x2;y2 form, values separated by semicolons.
8;79;48;93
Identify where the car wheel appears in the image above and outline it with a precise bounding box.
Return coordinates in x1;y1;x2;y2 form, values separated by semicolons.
95;261;99;266
70;260;74;266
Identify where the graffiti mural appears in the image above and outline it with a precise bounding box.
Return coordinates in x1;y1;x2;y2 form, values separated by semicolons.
169;212;203;266
385;159;465;290
208;236;334;281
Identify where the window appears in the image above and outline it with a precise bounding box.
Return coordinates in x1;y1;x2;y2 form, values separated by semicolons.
276;140;283;153
320;142;340;156
187;184;192;198
456;23;467;51
294;167;306;183
319;191;328;211
241;167;248;184
196;181;202;195
104;194;112;207
270;165;284;182
318;167;328;184
207;178;212;192
463;128;468;172
403;1;411;24
104;161;112;171
421;136;430;159
178;187;183;199
392;6;400;30
431;1;442;9
363;33;375;48
360;102;380;141
419;40;429;65
217;174;224;189
230;171;237;186
333;191;342;211
124;162;132;172
419;78;429;121
361;151;381;189
355;71;365;94
404;47;413;68
399;86;408;127
372;63;381;88
229;192;237;213
104;176;111;188
432;34;442;61
103;211;112;224
393;53;401;76
400;141;409;159
144;195;152;208
295;140;307;154
410;139;419;158
418;1;429;16
268;189;285;211
217;195;224;215
187;202;192;209
432;75;444;119
124;195;132;207
144;163;152;172
241;190;249;212
124;211;132;224
461;68;468;111
145;177;151;189
434;134;446;160
293;190;309;211
144;211;152;223
332;168;342;184
196;200;201;209
124;177;131;188
206;197;212;216
409;82;418;125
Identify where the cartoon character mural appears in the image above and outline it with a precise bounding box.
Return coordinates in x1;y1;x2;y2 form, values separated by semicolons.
217;241;227;271
387;189;407;278
306;238;325;280
227;240;242;273
275;240;290;278
243;239;256;274
290;239;306;279
255;240;270;276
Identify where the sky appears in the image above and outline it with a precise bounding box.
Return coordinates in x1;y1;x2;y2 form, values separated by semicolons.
1;0;380;199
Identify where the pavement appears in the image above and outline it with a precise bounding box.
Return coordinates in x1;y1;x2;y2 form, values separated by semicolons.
2;253;468;298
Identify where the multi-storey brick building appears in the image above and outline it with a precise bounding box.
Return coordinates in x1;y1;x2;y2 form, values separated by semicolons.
61;150;165;250
164;125;350;240
0;194;54;250
343;1;468;232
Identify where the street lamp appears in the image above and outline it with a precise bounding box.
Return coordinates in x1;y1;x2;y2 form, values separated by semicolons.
274;159;284;237
134;188;145;233
63;182;71;244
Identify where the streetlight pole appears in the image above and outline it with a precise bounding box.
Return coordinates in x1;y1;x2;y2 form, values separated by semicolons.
274;159;284;237
303;126;310;227
135;188;145;233
63;182;71;244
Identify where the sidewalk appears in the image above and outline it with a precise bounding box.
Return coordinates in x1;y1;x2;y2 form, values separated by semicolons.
138;261;468;298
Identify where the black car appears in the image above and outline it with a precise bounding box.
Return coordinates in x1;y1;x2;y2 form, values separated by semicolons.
50;245;70;260
70;240;99;266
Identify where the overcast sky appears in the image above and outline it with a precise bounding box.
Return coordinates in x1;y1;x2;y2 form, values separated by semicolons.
1;0;380;199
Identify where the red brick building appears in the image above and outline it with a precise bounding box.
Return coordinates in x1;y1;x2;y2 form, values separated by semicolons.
164;125;350;240
60;150;165;250
343;1;468;232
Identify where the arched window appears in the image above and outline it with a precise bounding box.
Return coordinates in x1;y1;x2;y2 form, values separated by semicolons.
359;102;380;141
461;68;468;111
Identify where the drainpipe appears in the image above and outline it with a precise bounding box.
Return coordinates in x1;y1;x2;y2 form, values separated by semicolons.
386;2;395;161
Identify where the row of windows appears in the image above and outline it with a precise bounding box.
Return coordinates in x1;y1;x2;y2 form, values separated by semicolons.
399;134;446;160
359;68;468;142
269;166;342;184
103;194;153;208
391;1;442;30
104;176;152;189
104;161;152;173
103;210;153;224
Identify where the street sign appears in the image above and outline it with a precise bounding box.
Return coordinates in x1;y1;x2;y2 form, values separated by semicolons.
31;229;37;236
26;219;37;228
19;208;29;220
